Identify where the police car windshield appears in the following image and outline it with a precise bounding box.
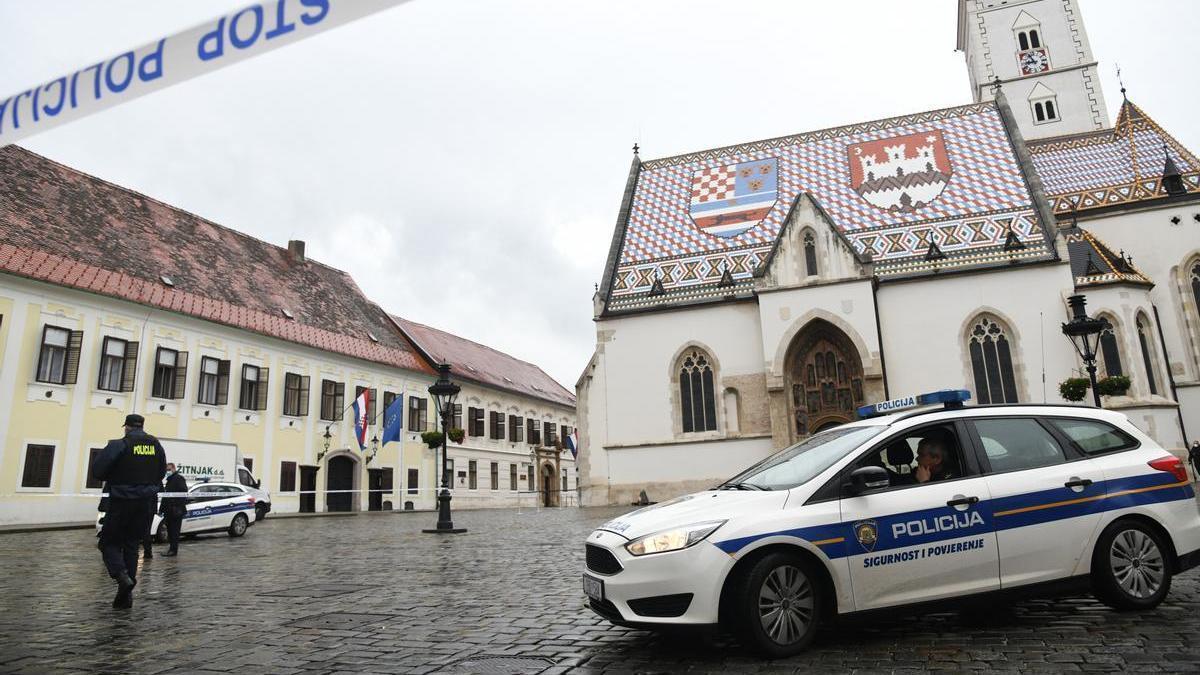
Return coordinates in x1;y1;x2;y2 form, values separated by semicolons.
720;426;884;491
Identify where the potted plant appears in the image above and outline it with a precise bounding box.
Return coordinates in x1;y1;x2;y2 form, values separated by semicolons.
421;431;444;449
1058;377;1090;402
447;427;465;444
1097;375;1132;397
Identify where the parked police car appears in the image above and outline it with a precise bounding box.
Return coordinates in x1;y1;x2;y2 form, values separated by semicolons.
583;391;1200;656
97;481;256;540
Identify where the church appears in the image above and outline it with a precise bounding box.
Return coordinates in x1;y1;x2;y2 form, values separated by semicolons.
576;0;1200;505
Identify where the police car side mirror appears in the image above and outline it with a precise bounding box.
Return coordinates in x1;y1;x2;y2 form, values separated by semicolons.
844;466;890;497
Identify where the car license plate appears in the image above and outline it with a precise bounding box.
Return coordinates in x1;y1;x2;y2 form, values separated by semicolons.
582;574;604;602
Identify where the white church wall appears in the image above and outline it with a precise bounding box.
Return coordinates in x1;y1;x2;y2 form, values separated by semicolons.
757;280;880;384
876;262;1078;404
605;436;775;506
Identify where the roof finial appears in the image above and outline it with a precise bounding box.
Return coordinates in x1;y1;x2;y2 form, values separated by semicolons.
990;76;1002;93
1116;64;1127;100
632;142;639;156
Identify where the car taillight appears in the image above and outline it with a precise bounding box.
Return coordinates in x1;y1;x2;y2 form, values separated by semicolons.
247;496;256;504
1148;456;1188;483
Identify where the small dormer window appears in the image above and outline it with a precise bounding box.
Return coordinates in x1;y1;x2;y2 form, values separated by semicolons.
367;332;379;343
159;275;175;287
281;308;295;320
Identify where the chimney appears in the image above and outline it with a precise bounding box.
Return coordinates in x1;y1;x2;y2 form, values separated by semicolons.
287;239;306;263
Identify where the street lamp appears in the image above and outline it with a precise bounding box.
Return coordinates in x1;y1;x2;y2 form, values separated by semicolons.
317;425;332;463
423;363;465;534
366;434;379;465
1061;294;1110;407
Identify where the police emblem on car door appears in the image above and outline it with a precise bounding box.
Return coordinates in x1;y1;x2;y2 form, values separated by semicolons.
854;520;879;552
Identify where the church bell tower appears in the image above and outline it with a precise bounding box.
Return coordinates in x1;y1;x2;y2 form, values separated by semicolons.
956;0;1110;140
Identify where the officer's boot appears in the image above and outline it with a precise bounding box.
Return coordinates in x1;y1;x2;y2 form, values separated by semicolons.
113;572;136;609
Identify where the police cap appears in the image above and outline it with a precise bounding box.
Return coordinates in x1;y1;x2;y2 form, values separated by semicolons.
124;413;145;428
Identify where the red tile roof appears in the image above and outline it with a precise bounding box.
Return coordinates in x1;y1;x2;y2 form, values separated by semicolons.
0;146;431;374
391;316;575;409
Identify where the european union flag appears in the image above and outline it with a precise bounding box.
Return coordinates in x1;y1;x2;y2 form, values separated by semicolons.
381;394;404;445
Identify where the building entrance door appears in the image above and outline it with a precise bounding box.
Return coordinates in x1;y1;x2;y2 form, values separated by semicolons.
327;455;355;512
786;319;865;439
299;466;318;513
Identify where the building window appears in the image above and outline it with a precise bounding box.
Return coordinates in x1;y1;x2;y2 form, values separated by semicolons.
490;462;499;491
968;316;1019;404
21;444;54;488
451;404;463;430
283;373;310;416
545;422;558;446
85;448;104;489
509;415;524;442
804;232;818;277
408;396;428;432
37;325;83;385
489;411;505;440
1032;98;1059;123
527;465;534;491
239;364;269;411
152;347;187;399
1190;262;1200;325
407;468;419;494
679;348;717;433
97;333;135;391
509;464;517;491
355;386;378;424
563;473;568;494
279;461;297;492
527;418;541;446
320;379;345;421
468;460;477;490
197;357;230;405
1137;316;1160;396
382;390;397;415
1099;323;1123;378
468;407;485;436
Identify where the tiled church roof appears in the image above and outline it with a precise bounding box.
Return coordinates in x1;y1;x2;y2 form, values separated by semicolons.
391;316;576;408
1061;225;1153;289
603;101;1055;314
1027;99;1200;215
0;146;432;374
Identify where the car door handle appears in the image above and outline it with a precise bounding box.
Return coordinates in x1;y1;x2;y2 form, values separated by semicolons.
1064;478;1093;489
946;496;979;508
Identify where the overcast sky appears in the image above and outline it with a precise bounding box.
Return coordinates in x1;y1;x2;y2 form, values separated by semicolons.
2;1;1197;390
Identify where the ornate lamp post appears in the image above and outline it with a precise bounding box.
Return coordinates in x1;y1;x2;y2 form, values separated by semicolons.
423;363;465;534
1061;294;1110;408
317;425;332;463
366;434;379;465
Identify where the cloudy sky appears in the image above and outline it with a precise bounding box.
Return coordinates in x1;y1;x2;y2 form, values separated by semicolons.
2;1;1197;389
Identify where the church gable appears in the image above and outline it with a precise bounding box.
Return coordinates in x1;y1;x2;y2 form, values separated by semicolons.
603;102;1055;315
761;194;868;289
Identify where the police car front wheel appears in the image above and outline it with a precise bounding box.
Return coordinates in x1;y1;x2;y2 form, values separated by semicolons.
1092;519;1172;611
228;513;249;538
732;551;823;657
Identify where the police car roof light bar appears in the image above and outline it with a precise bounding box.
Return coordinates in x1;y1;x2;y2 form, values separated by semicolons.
856;389;972;419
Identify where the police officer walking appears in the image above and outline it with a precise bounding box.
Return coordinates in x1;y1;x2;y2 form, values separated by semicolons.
160;463;187;557
92;414;166;609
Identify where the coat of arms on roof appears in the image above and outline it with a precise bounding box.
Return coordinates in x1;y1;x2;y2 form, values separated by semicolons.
688;158;778;239
849;130;953;213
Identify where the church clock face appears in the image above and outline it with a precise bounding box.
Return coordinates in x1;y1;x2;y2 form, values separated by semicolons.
1018;48;1050;75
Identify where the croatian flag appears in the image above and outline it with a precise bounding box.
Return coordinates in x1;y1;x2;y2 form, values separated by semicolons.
351;389;371;451
565;428;579;459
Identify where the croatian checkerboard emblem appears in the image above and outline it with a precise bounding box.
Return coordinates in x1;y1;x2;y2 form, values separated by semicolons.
849;130;953;213
688;158;778;238
854;519;878;552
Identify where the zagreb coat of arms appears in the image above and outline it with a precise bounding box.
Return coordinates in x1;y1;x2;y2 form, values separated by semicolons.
688;158;778;238
848;130;953;213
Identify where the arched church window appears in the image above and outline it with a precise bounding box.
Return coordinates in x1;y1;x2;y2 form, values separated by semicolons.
1044;100;1057;120
1137;316;1159;396
1099;320;1123;378
804;232;818;277
1018;32;1030;51
968;316;1019;404
1029;29;1041;48
1190;262;1200;319
679;349;717;433
723;388;740;434
1034;101;1045;122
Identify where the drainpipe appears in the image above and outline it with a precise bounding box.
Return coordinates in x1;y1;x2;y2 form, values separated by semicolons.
1152;304;1189;444
871;276;890;399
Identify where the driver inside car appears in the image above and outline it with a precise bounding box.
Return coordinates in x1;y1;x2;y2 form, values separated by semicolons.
914;438;955;483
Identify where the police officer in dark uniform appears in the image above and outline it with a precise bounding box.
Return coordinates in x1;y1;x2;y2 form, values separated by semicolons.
160;463;188;557
92;414;166;609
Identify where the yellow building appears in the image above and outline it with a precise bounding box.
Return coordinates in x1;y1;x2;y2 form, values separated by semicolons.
0;146;573;526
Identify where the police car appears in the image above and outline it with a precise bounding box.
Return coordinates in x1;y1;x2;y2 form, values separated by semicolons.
583;390;1200;656
96;481;257;540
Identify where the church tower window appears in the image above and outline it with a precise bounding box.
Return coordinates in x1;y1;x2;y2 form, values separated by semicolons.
1029;83;1060;125
967;316;1019;404
679;349;717;433
1136;315;1160;396
803;232;818;277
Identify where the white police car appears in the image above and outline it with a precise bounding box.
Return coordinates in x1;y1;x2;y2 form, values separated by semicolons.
583;391;1200;656
96;481;257;540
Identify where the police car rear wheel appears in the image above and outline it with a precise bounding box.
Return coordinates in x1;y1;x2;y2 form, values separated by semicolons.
228;513;248;538
734;552;822;657
1093;520;1171;610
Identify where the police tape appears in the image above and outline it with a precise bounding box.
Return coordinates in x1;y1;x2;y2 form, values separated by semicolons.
0;0;411;147
18;487;565;498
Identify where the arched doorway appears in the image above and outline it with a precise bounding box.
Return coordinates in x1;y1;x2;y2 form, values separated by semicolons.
326;455;357;512
541;462;557;507
786;319;865;438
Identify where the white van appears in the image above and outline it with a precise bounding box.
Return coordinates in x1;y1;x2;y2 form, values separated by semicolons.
161;439;272;520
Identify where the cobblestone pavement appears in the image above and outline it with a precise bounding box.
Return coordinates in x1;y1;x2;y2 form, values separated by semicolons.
1;506;1199;674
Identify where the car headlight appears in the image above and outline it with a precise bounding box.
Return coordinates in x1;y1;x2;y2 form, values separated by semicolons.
625;521;726;556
